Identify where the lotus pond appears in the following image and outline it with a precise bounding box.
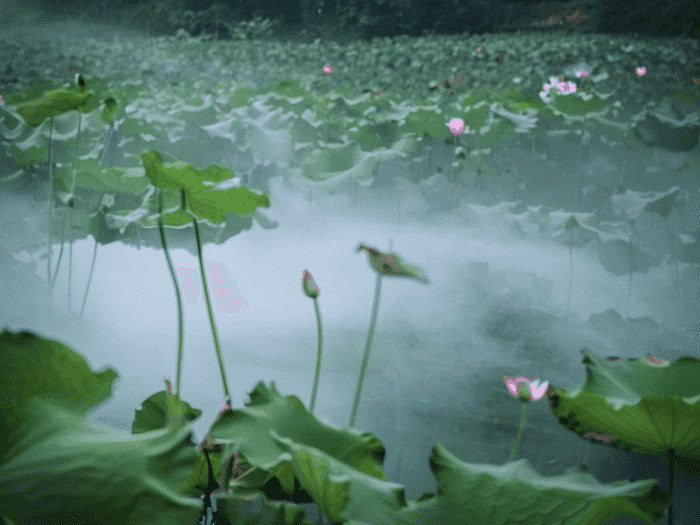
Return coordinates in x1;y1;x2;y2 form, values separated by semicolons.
1;12;700;525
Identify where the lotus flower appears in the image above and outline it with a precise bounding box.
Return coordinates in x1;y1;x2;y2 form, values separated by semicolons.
503;376;550;462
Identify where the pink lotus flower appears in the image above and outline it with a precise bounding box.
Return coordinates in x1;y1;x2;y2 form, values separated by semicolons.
503;376;549;402
636;67;646;77
476;46;482;53
447;117;466;135
323;64;334;74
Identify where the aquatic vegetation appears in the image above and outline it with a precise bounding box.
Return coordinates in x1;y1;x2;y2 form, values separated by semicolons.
502;376;550;461
302;269;324;414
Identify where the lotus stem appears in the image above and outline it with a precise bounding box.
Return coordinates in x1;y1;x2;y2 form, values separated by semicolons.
348;272;383;428
193;214;232;407
51;210;68;288
66;84;84;314
508;403;527;461
47;116;55;287
78;234;99;319
309;297;324;414
157;188;186;399
567;230;573;313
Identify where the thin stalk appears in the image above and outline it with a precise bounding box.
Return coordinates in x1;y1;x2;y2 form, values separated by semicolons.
193;213;232;407
348;273;383;428
308;297;324;414
567;231;573;313
65;110;83;313
51;209;68;288
78;233;100;319
450;134;460;208
627;235;634;319
158;188;186;400
46;116;55;286
508;403;527;461
665;217;682;298
68;219;73;312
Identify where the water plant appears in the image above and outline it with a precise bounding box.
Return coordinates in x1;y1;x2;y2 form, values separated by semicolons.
302;269;323;414
349;244;429;427
502;376;550;461
140;149;271;406
15;73;91;303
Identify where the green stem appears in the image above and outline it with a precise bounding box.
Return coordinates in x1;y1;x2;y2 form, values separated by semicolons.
78;232;99;319
508;403;527;462
46;116;54;286
68;217;73;312
309;297;324;414
193;213;232;407
51;210;68;289
627;232;635;319
450;135;460;207
158;189;186;400
348;273;383;428
66;111;83;313
567;232;573;313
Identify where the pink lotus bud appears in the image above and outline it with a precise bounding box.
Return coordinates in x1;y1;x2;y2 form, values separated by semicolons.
302;269;320;298
323;64;334;74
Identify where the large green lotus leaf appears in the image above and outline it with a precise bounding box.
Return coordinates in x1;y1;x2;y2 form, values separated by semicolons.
260;91;315;117
209;381;387;507
166;94;221;125
0;330;118;446
549;350;700;462
17;89;91;128
1;78;59;107
458;100;491;133
140;151;222;193
401;105;449;139
224;86;263;110
269;78;307;99
117;117;163;138
268;436;668;525
108;153;269;228
87;197;137;245
216;491;318;525
74;76;148;123
479;117;518;150
131;390;203;434
0;397;202;525
9;142;48;168
0;104;27;140
52;158;151;194
244;107;296;167
610;186;683;221
548;90;614;122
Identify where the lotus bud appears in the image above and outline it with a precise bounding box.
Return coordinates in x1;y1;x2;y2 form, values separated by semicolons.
302;269;320;298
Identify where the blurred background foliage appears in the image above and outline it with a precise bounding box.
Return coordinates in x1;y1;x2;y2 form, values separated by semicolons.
25;0;700;45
